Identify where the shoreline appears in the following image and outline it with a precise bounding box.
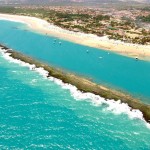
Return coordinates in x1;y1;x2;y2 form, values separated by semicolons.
0;13;150;60
0;44;150;123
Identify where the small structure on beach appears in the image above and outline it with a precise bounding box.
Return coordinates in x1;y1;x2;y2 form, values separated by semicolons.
135;57;139;60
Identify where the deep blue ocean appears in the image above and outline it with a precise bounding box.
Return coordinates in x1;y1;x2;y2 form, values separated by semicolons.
0;20;150;149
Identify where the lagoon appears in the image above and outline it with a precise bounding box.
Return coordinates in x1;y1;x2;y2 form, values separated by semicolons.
0;20;150;104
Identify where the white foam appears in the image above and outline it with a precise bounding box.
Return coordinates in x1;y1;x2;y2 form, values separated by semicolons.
146;122;150;129
0;48;150;129
34;67;49;77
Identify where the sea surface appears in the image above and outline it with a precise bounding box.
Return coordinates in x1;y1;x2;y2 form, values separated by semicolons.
0;20;150;149
0;50;150;149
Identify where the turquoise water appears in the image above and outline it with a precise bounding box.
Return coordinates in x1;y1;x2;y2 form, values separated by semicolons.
0;20;150;104
0;52;150;149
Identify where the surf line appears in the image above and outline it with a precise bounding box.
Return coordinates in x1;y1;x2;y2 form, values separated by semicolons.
0;44;150;124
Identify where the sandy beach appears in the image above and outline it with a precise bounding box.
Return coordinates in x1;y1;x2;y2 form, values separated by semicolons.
0;13;150;60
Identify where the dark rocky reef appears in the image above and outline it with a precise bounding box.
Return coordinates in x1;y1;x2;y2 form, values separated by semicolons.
0;44;150;123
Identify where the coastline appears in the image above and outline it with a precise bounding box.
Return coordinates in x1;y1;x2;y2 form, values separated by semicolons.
0;44;150;123
0;13;150;60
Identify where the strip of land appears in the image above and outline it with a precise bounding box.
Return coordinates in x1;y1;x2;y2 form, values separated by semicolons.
0;44;150;123
0;13;150;60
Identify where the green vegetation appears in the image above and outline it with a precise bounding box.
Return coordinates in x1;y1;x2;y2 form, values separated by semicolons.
137;15;150;22
94;15;110;21
0;6;149;45
142;7;150;11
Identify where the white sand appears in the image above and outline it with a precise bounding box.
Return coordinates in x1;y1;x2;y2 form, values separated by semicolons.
0;13;150;60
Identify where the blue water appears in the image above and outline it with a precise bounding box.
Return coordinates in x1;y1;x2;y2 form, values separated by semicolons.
0;20;150;104
0;52;150;149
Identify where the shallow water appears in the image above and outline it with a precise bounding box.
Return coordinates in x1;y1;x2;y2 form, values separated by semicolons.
0;20;150;104
0;53;150;149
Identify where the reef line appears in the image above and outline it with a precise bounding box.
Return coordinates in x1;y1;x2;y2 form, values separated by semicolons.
0;44;150;123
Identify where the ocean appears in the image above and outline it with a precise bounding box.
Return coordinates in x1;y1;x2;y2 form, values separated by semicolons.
0;19;150;149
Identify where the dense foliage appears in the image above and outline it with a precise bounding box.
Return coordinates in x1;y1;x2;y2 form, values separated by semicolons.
137;15;150;22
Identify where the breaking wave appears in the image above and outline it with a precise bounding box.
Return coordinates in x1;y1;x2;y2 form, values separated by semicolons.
0;47;149;129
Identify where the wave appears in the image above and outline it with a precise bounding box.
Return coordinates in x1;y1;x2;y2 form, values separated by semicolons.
0;47;149;129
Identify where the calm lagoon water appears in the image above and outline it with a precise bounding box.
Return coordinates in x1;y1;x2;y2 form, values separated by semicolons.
0;20;150;149
0;20;150;104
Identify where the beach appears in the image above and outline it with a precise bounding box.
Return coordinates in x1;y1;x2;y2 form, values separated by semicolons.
0;13;150;60
0;13;150;149
1;13;150;122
